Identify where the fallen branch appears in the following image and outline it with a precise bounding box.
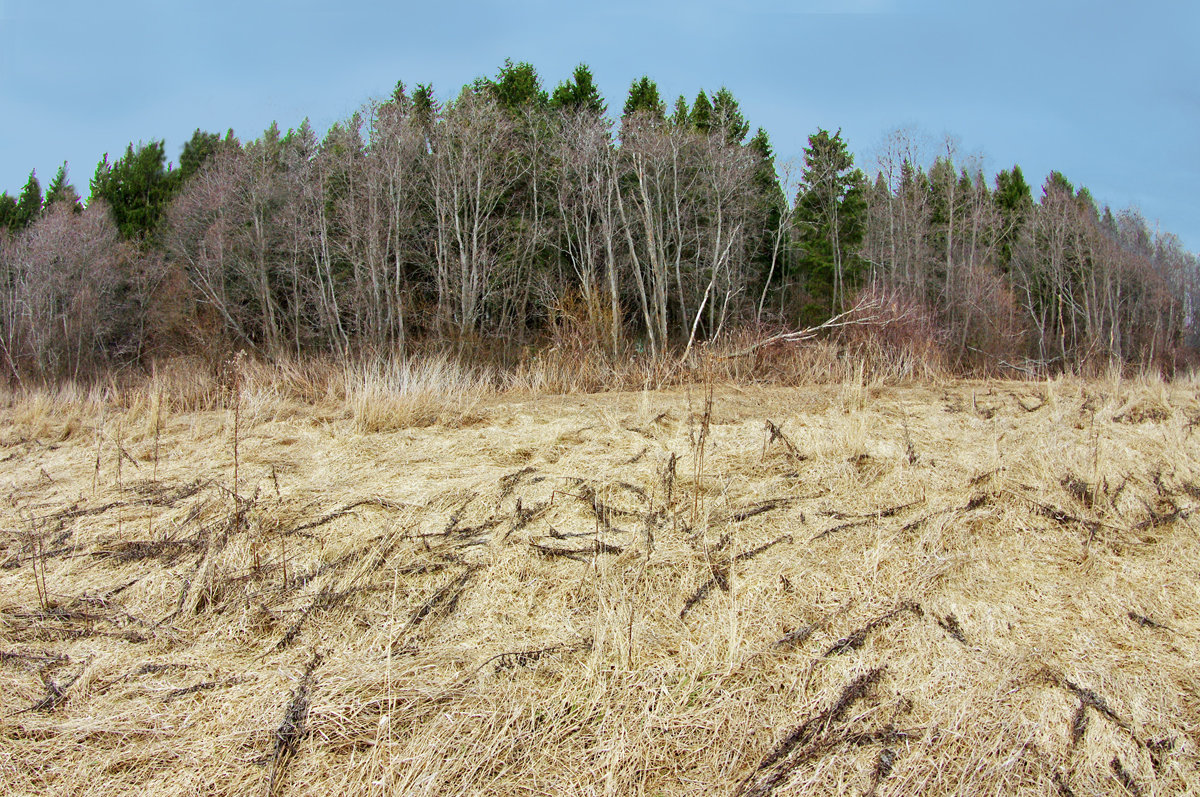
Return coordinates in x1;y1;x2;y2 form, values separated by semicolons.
718;299;895;359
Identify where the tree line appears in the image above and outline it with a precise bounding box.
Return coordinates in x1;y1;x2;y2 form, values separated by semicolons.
1;60;1196;382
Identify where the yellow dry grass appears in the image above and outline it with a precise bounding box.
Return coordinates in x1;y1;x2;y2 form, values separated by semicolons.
1;369;1198;796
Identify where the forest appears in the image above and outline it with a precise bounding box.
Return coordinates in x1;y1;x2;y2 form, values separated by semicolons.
1;60;1197;383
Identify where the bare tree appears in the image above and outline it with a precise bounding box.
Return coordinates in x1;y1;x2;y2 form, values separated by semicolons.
553;110;625;352
428;89;526;338
681;130;755;358
0;202;125;378
616;115;700;357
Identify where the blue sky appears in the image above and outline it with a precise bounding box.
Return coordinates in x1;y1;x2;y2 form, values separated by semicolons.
2;0;1197;250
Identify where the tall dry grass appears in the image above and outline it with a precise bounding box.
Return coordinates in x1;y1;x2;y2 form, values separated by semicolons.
2;373;1199;795
343;353;493;432
0;330;951;440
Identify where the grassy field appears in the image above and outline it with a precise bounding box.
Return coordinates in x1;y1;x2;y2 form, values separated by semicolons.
1;365;1198;795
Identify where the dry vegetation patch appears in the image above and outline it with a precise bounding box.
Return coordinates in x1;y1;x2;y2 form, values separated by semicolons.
1;374;1198;795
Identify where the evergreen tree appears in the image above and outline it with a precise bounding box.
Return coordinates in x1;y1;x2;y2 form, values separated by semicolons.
178;129;224;182
710;87;749;144
689;90;712;134
793;128;866;318
550;64;605;116
1042;170;1074;202
89;141;175;241
44;163;82;212
481;59;548;110
392;79;409;107
622;76;665;120
412;83;438;135
927;155;957;280
0;192;17;233
669;95;690;127
994;164;1032;267
748;127;788;314
1074;185;1099;221
14;171;44;229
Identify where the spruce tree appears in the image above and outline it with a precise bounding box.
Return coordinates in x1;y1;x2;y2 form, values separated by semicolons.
550;64;605;116
994;164;1032;268
710;87;749;144
622;76;665;120
483;59;547;110
669;95;690;127
179;129;223;182
0;192;17;233
44;163;82;212
89;141;175;241
413;84;437;128
793;128;866;318
748;128;788;314
1042;170;1074;201
689;90;712;134
392;79;409;106
14;171;43;229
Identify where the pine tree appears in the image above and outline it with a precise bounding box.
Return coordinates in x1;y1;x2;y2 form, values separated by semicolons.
14;171;43;229
89;141;175;241
710;87;749;144
994;164;1032;268
482;59;548;110
392;79;409;107
178;129;223;182
412;84;437;129
793;128;866;318
669;95;690;127
44;163;82;212
622;76;665;120
0;192;17;233
550;64;605;116
689;90;712;134
748;128;788;317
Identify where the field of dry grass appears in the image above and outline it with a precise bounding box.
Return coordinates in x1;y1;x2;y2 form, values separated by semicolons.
1;364;1198;795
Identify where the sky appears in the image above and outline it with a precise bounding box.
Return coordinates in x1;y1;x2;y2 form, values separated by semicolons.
1;0;1197;251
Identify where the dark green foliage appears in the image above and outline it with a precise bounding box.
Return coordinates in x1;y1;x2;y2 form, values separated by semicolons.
994;164;1031;213
0;192;17;233
622;76;665;120
550;64;605;116
413;83;437;127
710;87;749;144
928;157;956;226
481;59;548;110
1043;170;1073;200
670;95;690;128
44;163;82;212
747;127;790;313
792;129;866;319
178;129;224;182
89;141;176;241
14;171;44;229
957;168;974;206
749;128;782;202
994;164;1032;267
689;90;712;134
750;132;786;224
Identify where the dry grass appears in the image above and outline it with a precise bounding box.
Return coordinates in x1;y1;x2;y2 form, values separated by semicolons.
344;353;491;432
1;364;1199;795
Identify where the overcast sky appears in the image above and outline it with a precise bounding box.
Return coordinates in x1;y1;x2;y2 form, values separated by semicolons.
2;0;1196;250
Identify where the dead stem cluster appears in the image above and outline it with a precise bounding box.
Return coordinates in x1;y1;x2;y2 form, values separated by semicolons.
1;369;1198;795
